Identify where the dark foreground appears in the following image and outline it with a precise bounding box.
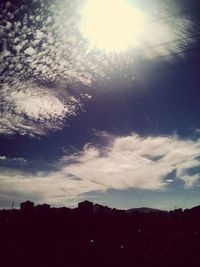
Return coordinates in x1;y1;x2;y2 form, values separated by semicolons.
1;203;200;267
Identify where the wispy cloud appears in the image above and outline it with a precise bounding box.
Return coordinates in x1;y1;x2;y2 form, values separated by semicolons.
64;133;200;190
0;133;200;207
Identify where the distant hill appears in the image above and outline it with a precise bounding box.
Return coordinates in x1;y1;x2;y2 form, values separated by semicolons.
127;207;166;214
191;204;200;209
189;205;200;212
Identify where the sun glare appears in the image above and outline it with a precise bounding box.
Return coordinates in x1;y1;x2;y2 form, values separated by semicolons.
80;0;146;53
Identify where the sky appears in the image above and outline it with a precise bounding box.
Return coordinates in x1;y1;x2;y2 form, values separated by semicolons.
1;0;200;210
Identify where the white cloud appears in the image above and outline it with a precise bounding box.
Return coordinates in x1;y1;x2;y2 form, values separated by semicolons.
0;133;199;206
0;0;106;89
64;134;200;190
180;175;199;189
35;30;44;39
0;156;26;163
24;47;36;56
0;81;80;136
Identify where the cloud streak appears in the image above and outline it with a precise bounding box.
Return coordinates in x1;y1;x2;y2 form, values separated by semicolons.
0;133;200;207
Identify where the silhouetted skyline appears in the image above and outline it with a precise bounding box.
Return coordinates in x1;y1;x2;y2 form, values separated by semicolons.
1;199;200;266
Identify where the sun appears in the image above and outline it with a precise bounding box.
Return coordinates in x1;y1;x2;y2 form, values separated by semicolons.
79;0;146;53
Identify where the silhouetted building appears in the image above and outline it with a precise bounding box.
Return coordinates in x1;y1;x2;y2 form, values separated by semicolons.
20;200;34;213
35;204;51;213
52;207;72;215
78;200;93;215
94;204;112;215
94;203;104;215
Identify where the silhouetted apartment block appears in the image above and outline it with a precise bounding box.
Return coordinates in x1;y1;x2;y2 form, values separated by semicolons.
20;200;34;213
78;200;93;215
54;207;72;215
94;203;104;215
35;204;51;213
94;204;112;215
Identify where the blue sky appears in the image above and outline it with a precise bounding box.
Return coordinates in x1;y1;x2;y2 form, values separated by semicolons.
0;0;200;210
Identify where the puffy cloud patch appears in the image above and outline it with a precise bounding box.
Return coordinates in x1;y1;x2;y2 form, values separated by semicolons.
0;81;80;136
0;133;200;206
0;0;106;87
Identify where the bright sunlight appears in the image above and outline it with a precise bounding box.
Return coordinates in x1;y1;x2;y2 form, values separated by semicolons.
79;0;146;53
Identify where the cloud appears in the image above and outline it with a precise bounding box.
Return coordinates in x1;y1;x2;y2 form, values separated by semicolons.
0;133;200;207
0;81;81;136
0;0;195;136
134;14;193;60
64;133;200;190
0;0;106;88
0;0;102;136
